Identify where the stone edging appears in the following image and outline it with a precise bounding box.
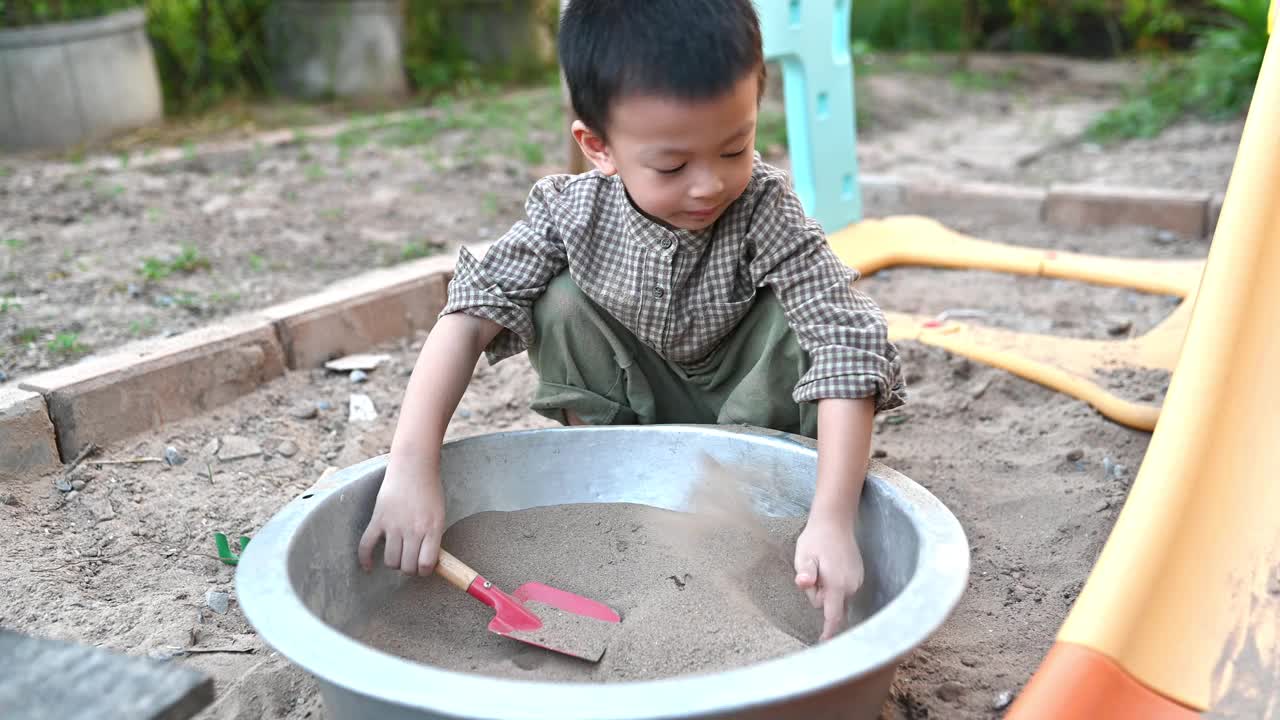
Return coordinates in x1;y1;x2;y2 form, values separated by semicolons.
861;174;1224;240
1;254;457;479
0;170;1225;480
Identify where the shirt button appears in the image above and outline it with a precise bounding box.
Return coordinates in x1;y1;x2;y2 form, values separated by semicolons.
653;285;665;299
661;237;673;249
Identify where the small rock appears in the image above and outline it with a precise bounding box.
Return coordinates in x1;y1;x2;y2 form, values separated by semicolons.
164;446;186;467
1103;456;1116;478
349;394;378;423
936;681;966;703
218;435;262;462
324;353;391;372
1153;229;1178;245
457;408;473;419
202;438;220;457
290;404;318;420
66;490;78;501
317;400;333;412
950;357;973;380
350;369;368;384
1094;499;1112;513
960;656;979;667
55;477;73;493
1140;392;1156;402
202;195;231;215
1267;567;1280;596
0;493;17;506
0;370;7;382
71;479;86;492
1107;319;1134;337
994;690;1015;710
126;283;142;298
1112;463;1129;479
871;448;888;459
1066;449;1084;462
87;498;115;523
205;590;229;615
277;440;299;458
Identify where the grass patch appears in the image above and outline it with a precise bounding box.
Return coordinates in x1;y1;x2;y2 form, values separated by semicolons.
128;318;159;336
139;245;211;281
400;240;441;262
47;332;89;356
1088;0;1268;141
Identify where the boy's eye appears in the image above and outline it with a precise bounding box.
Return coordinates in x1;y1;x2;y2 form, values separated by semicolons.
656;164;686;175
722;148;748;158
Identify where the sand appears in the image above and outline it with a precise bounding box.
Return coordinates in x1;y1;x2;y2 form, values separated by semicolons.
351;500;823;682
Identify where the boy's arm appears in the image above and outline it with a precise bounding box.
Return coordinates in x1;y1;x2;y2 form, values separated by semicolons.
357;312;502;575
795;397;875;641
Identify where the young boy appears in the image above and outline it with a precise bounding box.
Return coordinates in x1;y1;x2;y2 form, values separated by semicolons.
358;0;904;641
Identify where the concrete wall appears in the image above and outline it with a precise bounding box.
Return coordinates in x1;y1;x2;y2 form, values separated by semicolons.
266;0;407;100
0;8;163;151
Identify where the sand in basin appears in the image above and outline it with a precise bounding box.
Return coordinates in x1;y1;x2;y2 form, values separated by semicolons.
352;463;826;681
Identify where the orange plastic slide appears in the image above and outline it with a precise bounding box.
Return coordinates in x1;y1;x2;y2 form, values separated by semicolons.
1007;10;1279;717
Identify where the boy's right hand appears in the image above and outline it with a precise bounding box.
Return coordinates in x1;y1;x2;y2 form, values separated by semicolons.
357;455;446;575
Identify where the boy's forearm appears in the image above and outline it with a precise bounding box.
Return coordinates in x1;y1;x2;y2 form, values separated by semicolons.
389;313;502;467
811;397;876;525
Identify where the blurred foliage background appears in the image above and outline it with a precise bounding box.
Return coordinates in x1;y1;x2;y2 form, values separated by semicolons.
0;0;1270;139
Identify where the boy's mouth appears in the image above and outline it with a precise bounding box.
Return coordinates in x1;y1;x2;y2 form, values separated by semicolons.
684;205;722;220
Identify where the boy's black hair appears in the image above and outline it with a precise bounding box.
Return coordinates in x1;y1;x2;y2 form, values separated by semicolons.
559;0;765;140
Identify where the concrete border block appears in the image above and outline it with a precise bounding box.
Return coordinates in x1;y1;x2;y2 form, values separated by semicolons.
0;385;61;479
20;316;285;463
904;180;1047;223
1046;184;1210;238
263;254;454;369
1207;192;1226;239
858;174;907;213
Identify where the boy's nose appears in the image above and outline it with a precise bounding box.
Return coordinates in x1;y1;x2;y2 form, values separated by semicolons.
690;170;725;200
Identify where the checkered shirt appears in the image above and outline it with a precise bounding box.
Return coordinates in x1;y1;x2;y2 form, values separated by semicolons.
441;155;905;410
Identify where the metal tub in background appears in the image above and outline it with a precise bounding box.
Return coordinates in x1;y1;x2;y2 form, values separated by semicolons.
237;425;969;719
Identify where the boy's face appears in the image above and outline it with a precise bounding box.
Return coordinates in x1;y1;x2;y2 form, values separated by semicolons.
573;71;759;232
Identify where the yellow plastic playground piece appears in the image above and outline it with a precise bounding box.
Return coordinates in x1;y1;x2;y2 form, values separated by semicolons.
828;217;1202;430
1011;15;1280;716
830;215;1203;298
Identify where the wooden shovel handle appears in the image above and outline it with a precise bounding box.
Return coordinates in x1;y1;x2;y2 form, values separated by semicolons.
435;549;479;592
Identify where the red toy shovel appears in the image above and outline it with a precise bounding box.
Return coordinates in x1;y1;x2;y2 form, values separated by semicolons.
435;548;622;662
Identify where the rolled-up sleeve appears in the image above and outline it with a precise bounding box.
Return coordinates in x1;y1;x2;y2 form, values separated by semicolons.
748;177;906;411
441;176;570;362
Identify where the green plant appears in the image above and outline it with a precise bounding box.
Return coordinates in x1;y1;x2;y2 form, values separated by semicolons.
171;245;210;273
1;0;141;27
755;108;788;153
247;253;265;271
128;317;158;336
3;238;23;250
400;240;439;261
139;244;210;280
1089;0;1269;139
144;0;273;111
47;332;89;355
14;327;41;344
0;297;20;313
516;140;545;166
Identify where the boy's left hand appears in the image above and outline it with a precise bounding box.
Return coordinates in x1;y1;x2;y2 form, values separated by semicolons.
794;516;864;641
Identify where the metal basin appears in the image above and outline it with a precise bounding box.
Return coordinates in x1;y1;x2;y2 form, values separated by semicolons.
237;425;969;720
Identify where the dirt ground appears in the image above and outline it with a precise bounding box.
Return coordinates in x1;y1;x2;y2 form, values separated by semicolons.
0;54;1240;379
0;54;1236;719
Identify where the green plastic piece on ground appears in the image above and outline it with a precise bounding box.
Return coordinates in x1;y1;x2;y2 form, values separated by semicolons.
214;532;251;565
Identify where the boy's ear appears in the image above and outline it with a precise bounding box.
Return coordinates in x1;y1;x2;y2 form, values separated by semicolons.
571;120;617;176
